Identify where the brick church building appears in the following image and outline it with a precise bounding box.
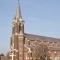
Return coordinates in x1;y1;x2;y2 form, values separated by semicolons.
9;0;60;60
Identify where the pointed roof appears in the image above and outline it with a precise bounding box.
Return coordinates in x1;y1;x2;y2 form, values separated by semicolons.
15;0;22;19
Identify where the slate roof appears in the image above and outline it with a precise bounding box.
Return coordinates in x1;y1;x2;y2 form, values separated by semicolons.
25;33;60;43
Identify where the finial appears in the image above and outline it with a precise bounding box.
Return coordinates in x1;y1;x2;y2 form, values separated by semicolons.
18;0;19;5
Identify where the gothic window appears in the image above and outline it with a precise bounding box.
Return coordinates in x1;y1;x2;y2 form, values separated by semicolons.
27;40;30;45
30;52;32;57
26;53;29;60
20;53;22;58
15;23;17;32
19;23;21;32
27;52;29;58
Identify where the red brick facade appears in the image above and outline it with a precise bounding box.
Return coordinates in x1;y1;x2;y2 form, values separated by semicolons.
9;0;60;60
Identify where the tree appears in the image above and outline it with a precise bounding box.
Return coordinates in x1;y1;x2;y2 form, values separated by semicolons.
34;44;49;60
0;53;4;56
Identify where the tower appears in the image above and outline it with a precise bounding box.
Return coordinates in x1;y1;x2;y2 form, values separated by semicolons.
10;0;25;60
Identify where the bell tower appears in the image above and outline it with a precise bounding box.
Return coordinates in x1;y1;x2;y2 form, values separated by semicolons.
10;0;25;60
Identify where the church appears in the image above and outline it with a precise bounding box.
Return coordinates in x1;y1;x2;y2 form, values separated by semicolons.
9;0;60;60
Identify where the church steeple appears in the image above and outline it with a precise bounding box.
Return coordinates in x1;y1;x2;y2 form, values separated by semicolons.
10;1;25;60
12;0;24;35
15;0;22;19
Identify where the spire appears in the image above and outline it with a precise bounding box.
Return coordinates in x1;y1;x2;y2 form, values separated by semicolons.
16;0;22;19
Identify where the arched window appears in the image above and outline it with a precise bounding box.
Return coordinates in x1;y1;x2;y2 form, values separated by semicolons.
19;23;21;32
26;53;29;60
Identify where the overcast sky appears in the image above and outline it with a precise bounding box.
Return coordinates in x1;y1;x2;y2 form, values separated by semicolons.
0;0;60;54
